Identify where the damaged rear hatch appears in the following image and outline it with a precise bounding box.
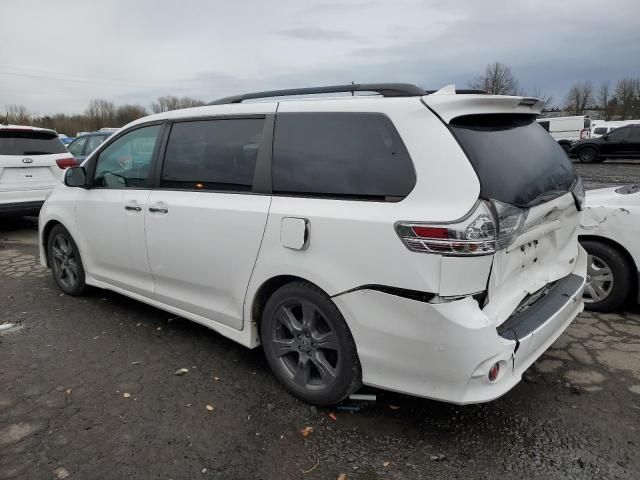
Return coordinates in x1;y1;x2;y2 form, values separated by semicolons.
424;93;584;326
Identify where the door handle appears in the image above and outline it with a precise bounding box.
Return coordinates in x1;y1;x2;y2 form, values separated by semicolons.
148;206;169;214
124;205;142;212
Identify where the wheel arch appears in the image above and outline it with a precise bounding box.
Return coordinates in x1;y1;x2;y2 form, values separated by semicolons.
250;275;330;330
579;234;638;301
41;219;64;268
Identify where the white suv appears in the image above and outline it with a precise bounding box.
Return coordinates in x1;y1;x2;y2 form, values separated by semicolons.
38;84;587;405
1;125;76;216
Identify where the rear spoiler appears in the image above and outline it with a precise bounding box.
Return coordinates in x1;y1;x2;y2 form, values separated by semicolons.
422;87;543;123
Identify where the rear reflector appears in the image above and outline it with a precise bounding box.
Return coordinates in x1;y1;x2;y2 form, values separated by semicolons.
488;362;500;382
56;158;77;169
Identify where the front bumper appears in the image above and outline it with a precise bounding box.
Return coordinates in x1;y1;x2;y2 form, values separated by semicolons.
333;246;587;404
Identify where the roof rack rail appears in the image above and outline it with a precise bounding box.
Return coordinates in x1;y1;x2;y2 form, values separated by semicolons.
208;83;427;105
424;89;488;95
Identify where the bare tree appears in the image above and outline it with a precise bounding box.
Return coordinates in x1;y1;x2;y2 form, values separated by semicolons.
530;88;554;116
470;62;519;95
564;82;593;115
614;77;640;120
116;104;148;126
4;104;31;125
85;99;116;130
597;81;614;120
151;95;205;113
178;97;205;109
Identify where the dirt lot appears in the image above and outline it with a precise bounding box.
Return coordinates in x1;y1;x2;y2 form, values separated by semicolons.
1;161;639;480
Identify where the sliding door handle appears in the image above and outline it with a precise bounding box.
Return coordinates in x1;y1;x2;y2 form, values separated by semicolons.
148;206;169;214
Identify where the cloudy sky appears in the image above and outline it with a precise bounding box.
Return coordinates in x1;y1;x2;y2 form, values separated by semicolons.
1;0;639;115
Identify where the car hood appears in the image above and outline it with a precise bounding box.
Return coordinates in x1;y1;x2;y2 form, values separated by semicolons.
570;138;606;150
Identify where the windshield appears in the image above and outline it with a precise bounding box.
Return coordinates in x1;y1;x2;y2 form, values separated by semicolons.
0;130;67;155
450;114;575;207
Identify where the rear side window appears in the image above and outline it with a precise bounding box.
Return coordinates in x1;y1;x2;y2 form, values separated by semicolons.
593;127;608;135
450;114;574;207
161;118;264;192
68;136;87;157
86;134;109;153
0;130;67;155
607;127;630;140
272;112;416;201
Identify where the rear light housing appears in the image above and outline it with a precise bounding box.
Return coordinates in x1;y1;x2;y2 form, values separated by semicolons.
56;157;77;169
395;200;528;256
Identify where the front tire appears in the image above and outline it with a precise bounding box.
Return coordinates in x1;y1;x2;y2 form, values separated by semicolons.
578;146;599;163
260;281;361;405
47;224;87;296
581;240;632;312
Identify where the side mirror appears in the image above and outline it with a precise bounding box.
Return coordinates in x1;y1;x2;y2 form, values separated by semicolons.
64;166;87;188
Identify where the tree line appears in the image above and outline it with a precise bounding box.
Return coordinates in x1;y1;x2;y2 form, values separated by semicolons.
2;95;205;136
3;64;640;134
470;62;640;120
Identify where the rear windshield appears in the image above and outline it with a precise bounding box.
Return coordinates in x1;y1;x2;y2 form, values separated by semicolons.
0;130;67;155
450;114;575;207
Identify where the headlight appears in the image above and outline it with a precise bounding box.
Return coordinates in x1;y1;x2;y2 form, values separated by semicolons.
571;176;585;211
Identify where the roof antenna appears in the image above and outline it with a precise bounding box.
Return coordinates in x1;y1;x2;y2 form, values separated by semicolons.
351;81;355;96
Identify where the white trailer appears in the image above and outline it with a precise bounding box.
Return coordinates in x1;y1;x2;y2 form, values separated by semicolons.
537;116;591;152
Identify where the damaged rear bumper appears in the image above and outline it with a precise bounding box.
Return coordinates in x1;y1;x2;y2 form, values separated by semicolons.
332;246;587;404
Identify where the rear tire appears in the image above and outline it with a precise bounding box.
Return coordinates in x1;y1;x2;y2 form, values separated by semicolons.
578;146;599;163
47;224;87;296
260;281;361;406
581;239;632;312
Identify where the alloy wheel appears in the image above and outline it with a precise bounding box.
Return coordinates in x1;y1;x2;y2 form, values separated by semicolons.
51;233;80;290
271;300;340;390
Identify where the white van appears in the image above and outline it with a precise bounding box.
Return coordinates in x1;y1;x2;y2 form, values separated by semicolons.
537;116;591;151
38;84;587;405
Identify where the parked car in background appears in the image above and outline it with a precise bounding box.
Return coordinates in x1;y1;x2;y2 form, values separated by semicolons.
58;133;74;145
0;125;76;216
591;120;640;138
39;83;586;406
537;115;591;152
67;131;114;163
580;184;640;311
570;124;640;163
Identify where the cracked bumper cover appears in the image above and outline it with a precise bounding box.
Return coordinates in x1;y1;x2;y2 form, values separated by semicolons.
332;246;587;404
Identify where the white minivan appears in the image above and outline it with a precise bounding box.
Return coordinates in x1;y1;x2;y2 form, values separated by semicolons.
38;84;587;405
1;125;76;216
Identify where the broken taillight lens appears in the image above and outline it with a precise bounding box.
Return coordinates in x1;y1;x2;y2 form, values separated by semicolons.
395;200;528;256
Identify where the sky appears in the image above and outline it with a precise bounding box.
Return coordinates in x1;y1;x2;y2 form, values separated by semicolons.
1;0;639;115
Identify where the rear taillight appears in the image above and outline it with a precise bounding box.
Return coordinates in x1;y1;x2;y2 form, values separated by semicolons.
395;200;528;256
56;157;77;169
579;128;589;139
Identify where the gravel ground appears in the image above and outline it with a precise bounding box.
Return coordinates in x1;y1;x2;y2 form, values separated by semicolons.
574;159;640;190
1;161;639;480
